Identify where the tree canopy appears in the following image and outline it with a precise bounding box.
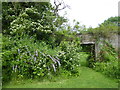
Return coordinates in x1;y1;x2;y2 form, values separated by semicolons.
100;16;120;27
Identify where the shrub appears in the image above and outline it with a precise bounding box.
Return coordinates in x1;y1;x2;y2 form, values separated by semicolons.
2;2;82;84
2;35;61;84
93;41;119;79
2;35;82;84
58;40;81;76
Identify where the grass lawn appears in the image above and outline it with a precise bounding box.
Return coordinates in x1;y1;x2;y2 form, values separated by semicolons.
3;66;118;88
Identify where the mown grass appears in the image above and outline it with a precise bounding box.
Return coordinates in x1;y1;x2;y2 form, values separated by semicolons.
3;66;118;88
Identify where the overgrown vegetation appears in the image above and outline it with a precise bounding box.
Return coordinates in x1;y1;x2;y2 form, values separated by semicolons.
2;2;81;84
85;16;119;38
2;1;119;87
93;41;119;79
85;17;119;79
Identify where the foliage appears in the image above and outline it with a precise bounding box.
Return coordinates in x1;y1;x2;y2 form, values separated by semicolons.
2;1;119;86
2;35;61;83
80;17;119;79
0;33;2;85
100;16;120;26
93;41;119;79
85;16;119;39
58;40;81;76
86;26;117;39
2;33;82;83
2;2;83;84
2;2;67;40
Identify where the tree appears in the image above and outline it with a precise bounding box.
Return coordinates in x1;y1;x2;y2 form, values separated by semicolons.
100;16;120;26
2;2;67;40
53;0;70;15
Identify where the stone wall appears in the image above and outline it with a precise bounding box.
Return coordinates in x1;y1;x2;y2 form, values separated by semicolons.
78;33;119;59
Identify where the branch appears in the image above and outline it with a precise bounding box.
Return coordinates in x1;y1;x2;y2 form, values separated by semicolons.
53;0;70;15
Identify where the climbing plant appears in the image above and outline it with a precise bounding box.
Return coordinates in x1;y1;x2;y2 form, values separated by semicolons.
93;41;119;79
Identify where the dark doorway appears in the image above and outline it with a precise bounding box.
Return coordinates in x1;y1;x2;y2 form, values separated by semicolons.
80;43;95;67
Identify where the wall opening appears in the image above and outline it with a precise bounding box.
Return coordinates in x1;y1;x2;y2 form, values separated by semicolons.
80;43;96;67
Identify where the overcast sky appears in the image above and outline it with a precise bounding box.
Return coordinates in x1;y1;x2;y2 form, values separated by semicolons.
51;0;119;28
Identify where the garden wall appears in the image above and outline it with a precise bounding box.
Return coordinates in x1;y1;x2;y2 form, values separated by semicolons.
78;33;119;60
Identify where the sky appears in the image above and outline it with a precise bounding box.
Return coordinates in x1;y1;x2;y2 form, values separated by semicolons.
51;0;119;28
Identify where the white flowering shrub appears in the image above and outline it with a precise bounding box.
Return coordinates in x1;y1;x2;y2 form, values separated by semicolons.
2;2;82;84
2;36;61;83
58;40;81;76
